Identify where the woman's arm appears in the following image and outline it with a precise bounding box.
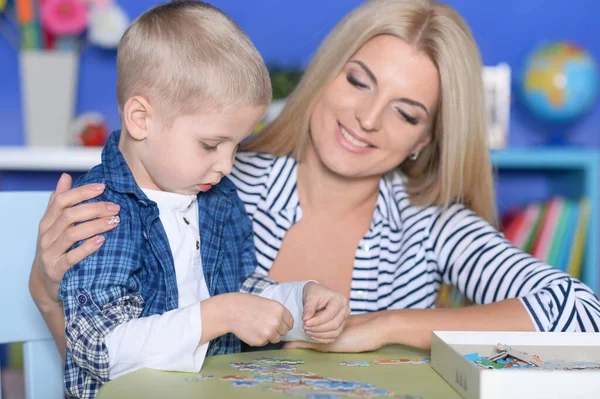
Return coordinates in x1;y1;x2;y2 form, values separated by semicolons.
29;265;68;357
28;173;121;358
429;203;600;333
286;298;533;352
286;204;600;353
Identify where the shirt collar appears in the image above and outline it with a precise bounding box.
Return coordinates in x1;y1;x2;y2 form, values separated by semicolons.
141;188;197;212
101;130;152;204
260;155;402;232
262;156;301;224
375;172;403;232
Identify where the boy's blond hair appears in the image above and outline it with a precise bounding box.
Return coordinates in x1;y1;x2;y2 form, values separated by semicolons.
117;1;271;123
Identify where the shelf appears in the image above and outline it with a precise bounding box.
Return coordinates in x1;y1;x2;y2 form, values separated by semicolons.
0;146;597;172
491;148;600;169
0;146;101;171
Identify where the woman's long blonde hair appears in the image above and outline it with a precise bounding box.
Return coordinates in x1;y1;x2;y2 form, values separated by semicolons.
242;0;497;225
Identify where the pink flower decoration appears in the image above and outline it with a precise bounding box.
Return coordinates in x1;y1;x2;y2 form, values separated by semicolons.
82;0;114;8
41;0;88;36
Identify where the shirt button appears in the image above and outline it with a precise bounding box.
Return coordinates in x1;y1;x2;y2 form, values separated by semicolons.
357;291;365;299
77;294;88;305
363;245;370;252
143;231;148;240
183;217;190;225
196;240;200;250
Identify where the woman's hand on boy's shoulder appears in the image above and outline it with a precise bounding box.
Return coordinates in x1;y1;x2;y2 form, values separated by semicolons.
301;282;351;344
30;173;121;309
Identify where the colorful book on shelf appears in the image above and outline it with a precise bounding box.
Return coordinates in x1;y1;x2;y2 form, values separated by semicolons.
567;198;591;279
547;200;573;270
510;202;541;249
556;201;580;272
523;202;547;254
531;197;564;262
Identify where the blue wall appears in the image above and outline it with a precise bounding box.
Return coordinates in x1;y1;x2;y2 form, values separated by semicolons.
1;0;599;148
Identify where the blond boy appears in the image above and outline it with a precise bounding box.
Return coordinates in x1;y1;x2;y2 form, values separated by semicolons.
59;2;348;398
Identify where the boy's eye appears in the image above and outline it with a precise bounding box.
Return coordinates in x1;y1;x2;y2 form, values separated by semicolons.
202;142;218;151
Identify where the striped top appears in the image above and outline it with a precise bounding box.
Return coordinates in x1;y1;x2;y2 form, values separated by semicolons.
229;152;600;332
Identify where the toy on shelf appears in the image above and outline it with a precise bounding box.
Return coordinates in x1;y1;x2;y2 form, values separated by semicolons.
0;0;129;51
483;63;511;150
0;0;128;147
518;41;599;145
70;112;108;147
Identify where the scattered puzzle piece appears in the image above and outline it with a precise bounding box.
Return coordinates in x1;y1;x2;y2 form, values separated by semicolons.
466;345;600;371
183;356;424;398
230;380;260;387
371;358;430;365
255;357;305;365
184;374;216;382
340;361;371;367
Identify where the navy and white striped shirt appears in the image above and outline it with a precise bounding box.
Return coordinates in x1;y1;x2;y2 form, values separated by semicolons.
228;152;600;332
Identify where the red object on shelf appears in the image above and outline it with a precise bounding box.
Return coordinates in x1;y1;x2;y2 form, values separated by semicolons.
79;123;107;147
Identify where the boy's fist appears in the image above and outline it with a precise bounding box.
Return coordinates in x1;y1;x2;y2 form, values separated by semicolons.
228;293;294;346
302;282;350;343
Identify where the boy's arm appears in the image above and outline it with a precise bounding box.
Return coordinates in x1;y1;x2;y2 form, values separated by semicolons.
241;273;313;341
104;302;209;379
60;206;144;399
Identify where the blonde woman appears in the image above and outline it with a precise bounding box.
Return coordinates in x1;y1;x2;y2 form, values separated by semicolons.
30;0;600;355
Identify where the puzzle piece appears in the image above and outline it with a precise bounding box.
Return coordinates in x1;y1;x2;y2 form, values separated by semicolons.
475;357;506;369
255;357;305;365
224;355;423;398
230;380;260;387
184;374;216;382
371;358;430;365
340;361;371;367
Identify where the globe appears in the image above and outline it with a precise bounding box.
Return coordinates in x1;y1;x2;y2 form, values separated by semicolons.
520;41;599;128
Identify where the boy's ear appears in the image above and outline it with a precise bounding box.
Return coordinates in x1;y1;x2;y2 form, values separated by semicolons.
123;96;153;141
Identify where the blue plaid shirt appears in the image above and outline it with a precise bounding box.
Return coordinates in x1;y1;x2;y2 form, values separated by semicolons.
59;131;274;398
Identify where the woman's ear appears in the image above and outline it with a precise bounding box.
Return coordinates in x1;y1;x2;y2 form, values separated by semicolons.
123;96;153;141
412;132;432;155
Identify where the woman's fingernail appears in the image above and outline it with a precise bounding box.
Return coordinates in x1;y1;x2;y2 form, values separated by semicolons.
107;203;120;212
91;184;105;191
107;216;120;225
93;236;105;245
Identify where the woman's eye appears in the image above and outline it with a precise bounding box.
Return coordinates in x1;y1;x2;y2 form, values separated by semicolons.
202;143;218;152
347;74;369;89
398;109;419;125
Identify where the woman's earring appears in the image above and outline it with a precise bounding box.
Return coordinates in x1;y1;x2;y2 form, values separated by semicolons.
409;151;419;161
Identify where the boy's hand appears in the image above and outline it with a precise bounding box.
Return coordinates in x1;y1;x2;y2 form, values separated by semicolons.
302;282;350;343
228;293;295;347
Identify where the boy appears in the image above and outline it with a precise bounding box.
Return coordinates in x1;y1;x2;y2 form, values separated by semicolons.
59;2;349;398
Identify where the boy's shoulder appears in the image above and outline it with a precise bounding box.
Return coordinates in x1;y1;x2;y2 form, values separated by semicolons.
73;164;105;188
72;163;132;207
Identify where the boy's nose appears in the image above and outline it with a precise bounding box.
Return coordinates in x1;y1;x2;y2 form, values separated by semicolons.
214;158;233;176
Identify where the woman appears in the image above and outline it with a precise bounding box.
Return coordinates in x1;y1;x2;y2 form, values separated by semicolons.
30;0;600;356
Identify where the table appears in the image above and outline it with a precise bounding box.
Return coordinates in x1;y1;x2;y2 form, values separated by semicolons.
97;346;461;399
